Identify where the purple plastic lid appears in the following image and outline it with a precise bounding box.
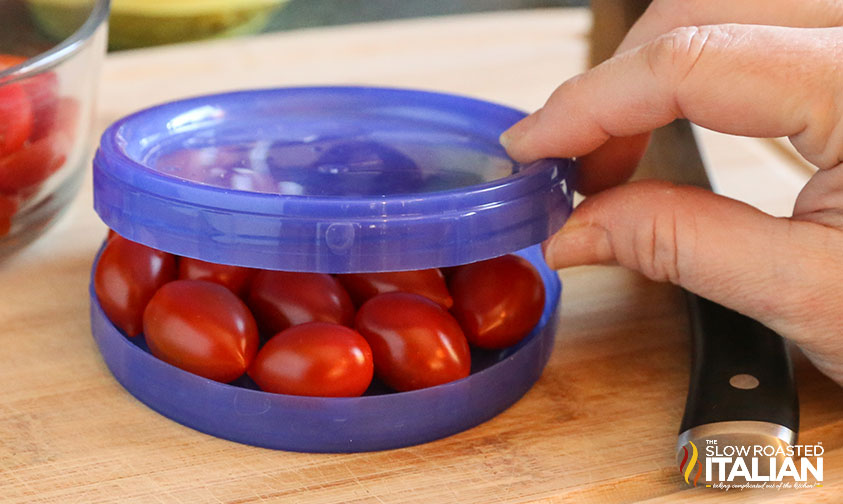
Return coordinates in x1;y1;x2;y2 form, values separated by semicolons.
93;87;575;272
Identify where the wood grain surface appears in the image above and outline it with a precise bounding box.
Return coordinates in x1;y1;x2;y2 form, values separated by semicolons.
1;8;841;503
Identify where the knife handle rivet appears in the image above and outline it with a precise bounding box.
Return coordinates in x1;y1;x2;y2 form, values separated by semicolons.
729;374;760;390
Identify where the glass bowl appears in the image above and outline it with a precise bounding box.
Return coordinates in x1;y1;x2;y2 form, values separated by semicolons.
0;0;109;257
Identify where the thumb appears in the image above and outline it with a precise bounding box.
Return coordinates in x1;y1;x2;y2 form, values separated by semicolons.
545;180;843;381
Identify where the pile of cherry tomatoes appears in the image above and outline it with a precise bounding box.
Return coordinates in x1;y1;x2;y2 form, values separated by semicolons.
0;55;78;236
94;233;546;397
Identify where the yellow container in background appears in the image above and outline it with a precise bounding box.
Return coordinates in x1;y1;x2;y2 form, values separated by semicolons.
28;0;289;49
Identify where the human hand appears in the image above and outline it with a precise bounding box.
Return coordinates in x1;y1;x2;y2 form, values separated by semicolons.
500;0;843;385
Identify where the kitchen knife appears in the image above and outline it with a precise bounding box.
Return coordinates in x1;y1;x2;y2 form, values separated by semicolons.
647;121;799;482
590;1;799;484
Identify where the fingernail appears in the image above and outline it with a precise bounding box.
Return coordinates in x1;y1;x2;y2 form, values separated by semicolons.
542;220;612;270
500;110;540;152
499;130;513;149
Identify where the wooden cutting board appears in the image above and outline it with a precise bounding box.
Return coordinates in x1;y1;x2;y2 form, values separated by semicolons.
1;8;840;503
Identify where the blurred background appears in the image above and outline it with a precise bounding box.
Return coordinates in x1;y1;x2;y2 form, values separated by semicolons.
267;0;587;32
0;0;593;249
4;0;589;52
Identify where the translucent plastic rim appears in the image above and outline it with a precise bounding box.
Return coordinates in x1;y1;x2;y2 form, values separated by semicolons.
93;86;575;272
97;86;563;214
0;0;111;80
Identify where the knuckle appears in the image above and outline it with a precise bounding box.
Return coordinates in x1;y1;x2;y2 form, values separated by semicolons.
650;210;683;284
787;32;843;169
645;25;728;86
643;24;734;116
618;182;689;284
636;211;683;284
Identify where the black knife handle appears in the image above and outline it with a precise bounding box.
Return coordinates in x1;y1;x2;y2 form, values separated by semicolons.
679;292;798;433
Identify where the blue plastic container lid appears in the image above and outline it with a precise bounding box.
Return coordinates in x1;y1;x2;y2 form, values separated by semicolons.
93;87;575;272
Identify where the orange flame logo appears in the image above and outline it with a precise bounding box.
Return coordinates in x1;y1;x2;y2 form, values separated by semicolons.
679;441;703;487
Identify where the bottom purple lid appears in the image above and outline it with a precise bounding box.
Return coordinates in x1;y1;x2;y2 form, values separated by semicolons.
89;245;561;453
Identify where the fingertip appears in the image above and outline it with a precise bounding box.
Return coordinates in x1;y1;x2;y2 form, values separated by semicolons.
500;110;542;162
498;130;512;150
577;133;651;195
542;217;614;270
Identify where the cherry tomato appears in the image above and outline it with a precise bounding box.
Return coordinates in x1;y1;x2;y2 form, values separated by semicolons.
93;236;177;336
449;254;545;349
247;270;355;336
178;256;255;297
0;82;32;157
0;132;68;193
355;292;471;392
336;268;453;309
143;280;259;383
248;322;374;397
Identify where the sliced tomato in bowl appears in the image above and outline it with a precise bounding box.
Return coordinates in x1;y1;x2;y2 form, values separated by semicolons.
0;132;69;194
0;193;21;237
0;83;33;157
0;54;61;143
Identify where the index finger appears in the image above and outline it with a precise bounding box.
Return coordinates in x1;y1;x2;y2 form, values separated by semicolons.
500;24;839;171
609;0;843;195
509;0;843;195
620;0;843;54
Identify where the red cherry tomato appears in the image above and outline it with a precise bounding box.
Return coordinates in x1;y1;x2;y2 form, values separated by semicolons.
143;280;259;383
0;132;68;193
355;292;471;392
179;256;256;297
248;322;374;397
247;270;355;335
93;236;177;336
449;254;545;349
336;268;453;308
0;82;32;157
